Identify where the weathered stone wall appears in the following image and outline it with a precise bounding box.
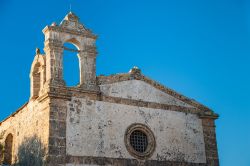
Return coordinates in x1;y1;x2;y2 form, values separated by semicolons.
66;97;206;164
47;97;68;165
201;118;219;166
100;80;194;108
0;99;50;164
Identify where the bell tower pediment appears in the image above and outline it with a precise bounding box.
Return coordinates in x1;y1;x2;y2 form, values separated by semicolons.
43;12;96;40
60;12;87;33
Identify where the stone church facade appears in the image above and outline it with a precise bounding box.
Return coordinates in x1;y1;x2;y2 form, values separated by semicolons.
0;12;219;166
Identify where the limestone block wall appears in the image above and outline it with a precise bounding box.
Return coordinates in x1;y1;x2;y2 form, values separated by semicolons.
0;99;50;163
66;97;206;164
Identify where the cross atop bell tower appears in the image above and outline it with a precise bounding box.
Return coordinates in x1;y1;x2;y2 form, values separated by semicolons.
42;12;98;91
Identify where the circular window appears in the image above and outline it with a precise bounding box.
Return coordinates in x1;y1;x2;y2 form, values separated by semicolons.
125;123;155;159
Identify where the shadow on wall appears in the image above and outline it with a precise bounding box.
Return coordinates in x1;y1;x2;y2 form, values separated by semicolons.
14;136;46;166
0;142;3;164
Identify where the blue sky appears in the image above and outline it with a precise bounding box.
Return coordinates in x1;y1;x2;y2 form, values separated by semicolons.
0;0;250;165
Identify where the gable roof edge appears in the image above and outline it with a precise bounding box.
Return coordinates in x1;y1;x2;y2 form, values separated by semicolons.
97;72;218;119
0;102;29;126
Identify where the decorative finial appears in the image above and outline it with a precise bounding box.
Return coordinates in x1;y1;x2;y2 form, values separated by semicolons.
129;66;141;75
51;22;57;26
36;48;40;55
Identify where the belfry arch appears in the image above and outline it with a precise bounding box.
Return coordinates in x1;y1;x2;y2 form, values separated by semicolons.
3;134;13;165
63;41;80;86
64;38;81;50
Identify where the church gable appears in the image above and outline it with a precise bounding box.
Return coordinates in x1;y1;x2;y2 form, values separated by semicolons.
98;67;217;116
100;79;194;108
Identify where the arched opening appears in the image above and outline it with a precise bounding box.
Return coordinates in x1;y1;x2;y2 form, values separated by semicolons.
31;63;41;98
63;42;80;86
30;55;45;99
3;134;13;165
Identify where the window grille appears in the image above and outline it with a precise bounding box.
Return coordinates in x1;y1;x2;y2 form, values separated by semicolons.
130;130;148;153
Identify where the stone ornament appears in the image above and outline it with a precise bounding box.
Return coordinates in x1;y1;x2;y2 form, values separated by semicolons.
60;12;87;33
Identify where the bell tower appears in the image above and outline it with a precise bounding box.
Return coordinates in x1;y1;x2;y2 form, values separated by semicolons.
42;12;98;91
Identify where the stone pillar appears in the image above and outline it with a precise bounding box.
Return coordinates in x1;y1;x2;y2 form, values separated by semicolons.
78;51;86;86
46;98;68;166
201;117;219;166
30;72;40;98
44;39;65;86
39;65;46;93
78;45;98;91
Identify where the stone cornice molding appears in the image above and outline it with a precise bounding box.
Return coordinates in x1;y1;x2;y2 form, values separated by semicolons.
198;112;219;119
79;45;97;56
101;95;201;114
44;39;63;48
43;25;97;39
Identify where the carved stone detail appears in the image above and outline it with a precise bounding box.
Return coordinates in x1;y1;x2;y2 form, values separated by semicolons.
60;12;86;32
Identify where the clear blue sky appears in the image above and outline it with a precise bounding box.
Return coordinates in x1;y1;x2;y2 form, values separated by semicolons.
0;0;249;165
